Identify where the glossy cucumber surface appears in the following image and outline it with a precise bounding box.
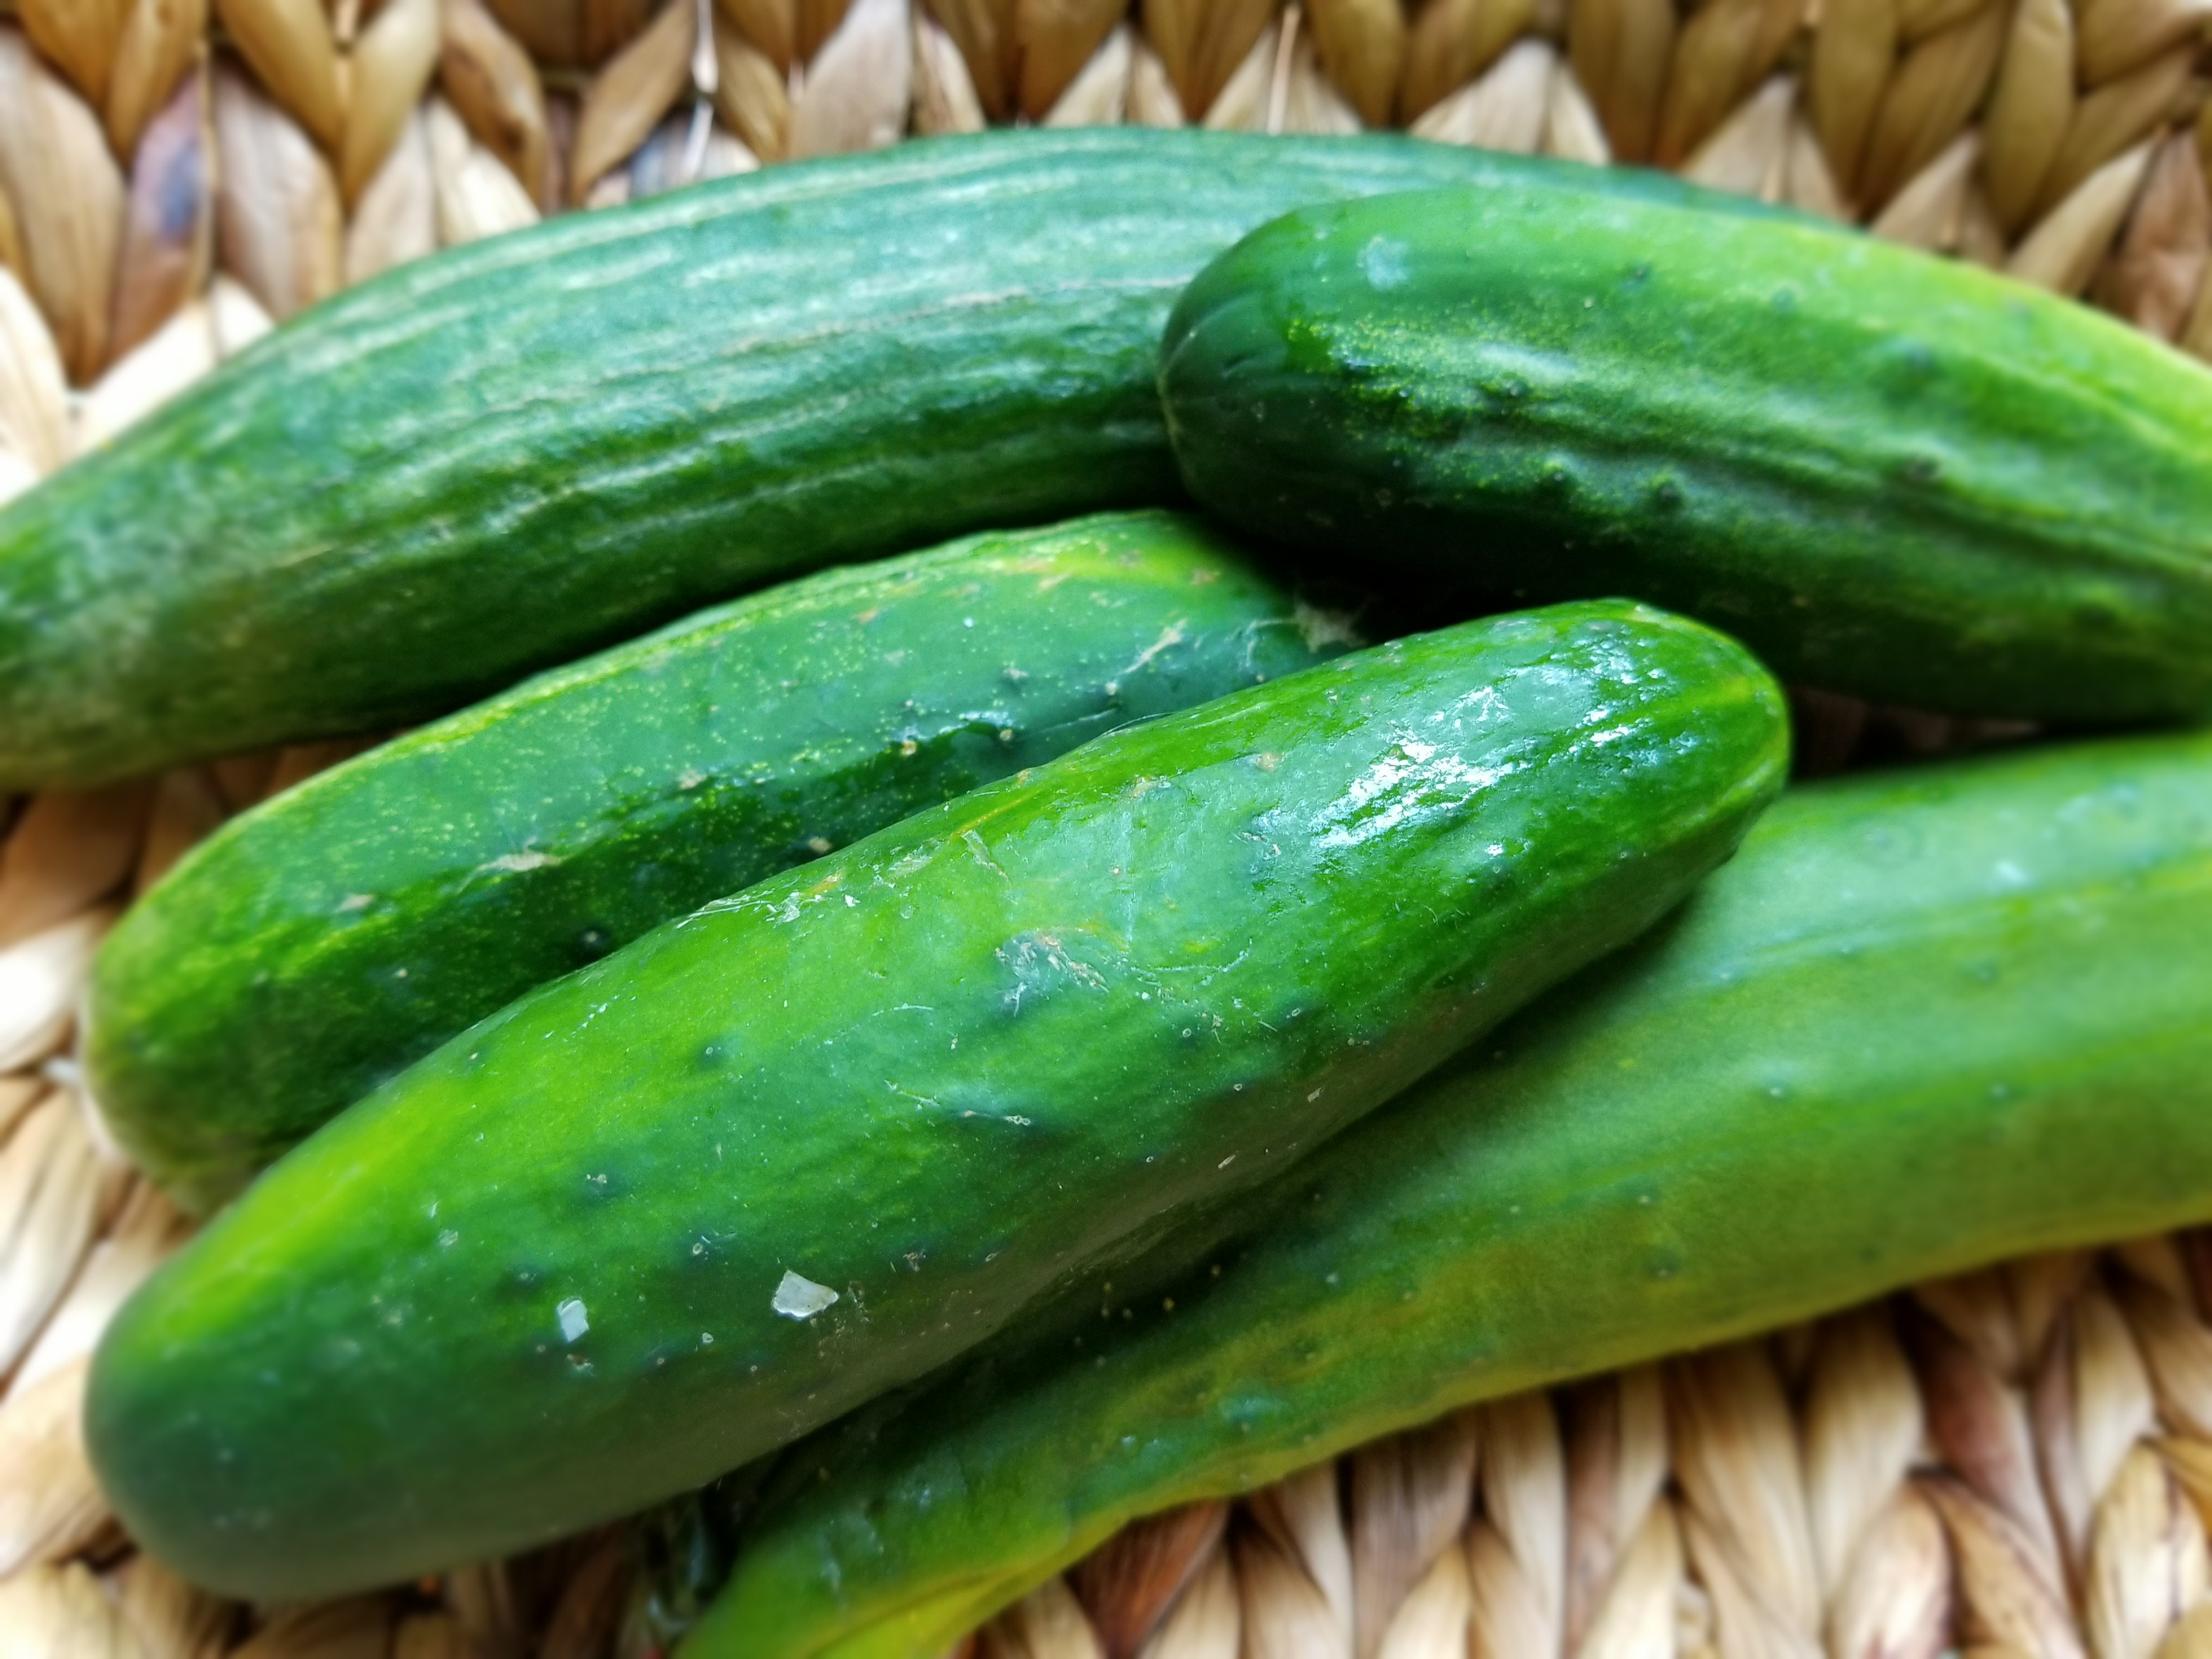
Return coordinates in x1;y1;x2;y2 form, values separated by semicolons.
1160;185;2212;723
87;511;1353;1215
694;731;2212;1658
86;600;1786;1600
0;132;1748;787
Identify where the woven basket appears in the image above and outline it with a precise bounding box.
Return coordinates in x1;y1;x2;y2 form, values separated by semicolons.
1;1;2209;1655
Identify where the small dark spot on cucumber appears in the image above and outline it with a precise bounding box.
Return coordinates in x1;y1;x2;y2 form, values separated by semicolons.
500;1266;544;1300
1872;336;1938;398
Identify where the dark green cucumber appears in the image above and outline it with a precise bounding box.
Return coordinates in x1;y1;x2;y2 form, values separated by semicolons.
0;132;1762;789
690;730;2212;1659
86;511;1357;1216
1160;185;2212;724
86;600;1786;1600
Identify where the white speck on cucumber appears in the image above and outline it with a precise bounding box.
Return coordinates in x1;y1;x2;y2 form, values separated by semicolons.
556;1298;588;1343
774;1271;839;1321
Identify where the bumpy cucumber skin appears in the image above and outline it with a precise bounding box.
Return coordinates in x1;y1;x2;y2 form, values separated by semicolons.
86;512;1353;1215
0;133;1762;788
692;731;2212;1659
1161;185;2212;723
86;600;1786;1600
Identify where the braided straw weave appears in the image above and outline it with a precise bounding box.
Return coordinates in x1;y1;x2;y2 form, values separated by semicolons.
1;0;2211;1654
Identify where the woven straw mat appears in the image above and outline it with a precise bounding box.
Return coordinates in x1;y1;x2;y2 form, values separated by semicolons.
2;0;2211;1655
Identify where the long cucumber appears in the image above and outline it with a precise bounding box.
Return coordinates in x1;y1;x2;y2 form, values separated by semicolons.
86;511;1354;1215
1159;185;2212;722
0;132;1751;788
690;731;2212;1658
86;600;1785;1600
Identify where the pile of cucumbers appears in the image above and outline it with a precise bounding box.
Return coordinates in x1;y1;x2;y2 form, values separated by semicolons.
2;128;2207;1652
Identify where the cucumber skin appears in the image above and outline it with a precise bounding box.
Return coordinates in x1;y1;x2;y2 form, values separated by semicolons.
0;132;1751;789
86;512;1352;1216
1160;186;2212;724
84;600;1787;1601
692;731;2212;1659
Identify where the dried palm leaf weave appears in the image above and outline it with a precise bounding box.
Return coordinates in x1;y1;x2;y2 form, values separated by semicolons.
1;1;2211;1654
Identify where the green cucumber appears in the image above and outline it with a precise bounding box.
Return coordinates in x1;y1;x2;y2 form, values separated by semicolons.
0;132;1760;789
1160;185;2212;724
86;600;1786;1601
689;729;2212;1659
86;511;1357;1216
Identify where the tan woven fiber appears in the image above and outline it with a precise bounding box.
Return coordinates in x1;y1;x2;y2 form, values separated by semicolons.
4;1;2212;1654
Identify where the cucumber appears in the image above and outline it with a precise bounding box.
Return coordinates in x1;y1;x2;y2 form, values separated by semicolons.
687;730;2212;1659
1159;185;2212;724
85;600;1786;1601
86;511;1357;1216
0;132;1759;789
